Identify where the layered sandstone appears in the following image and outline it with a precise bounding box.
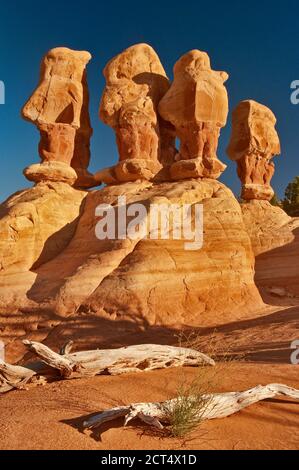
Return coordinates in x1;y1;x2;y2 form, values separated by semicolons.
158;50;228;180
0;180;262;328
22;47;96;187
0;46;265;345
227;100;280;201
241;200;294;255
97;43;176;184
0;182;86;274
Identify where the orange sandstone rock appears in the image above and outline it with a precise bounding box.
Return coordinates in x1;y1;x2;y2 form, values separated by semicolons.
158;50;228;180
227;100;294;253
226;100;280;201
72;69;95;188
241;200;294;255
97;43;176;183
22;47;96;187
0;182;86;274
0;46;264;336
0;180;262;325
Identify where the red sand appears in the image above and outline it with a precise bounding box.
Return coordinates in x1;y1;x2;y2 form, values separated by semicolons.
0;232;298;450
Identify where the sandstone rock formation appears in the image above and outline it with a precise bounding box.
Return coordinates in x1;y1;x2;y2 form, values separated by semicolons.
226;100;294;254
0;45;267;353
96;43;176;184
0;180;262;330
22;47;96;188
241;200;294;255
158;50;228;180
226;100;280;201
0;182;86;274
71;70;95;188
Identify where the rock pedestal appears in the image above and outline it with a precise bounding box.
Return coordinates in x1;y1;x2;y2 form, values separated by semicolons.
158;50;228;180
96;43;176;184
226;100;280;201
227;100;294;253
22;47;96;187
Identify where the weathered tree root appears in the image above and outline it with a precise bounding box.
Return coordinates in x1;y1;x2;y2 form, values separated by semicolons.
22;340;215;378
0;341;215;392
0;359;36;393
83;383;299;431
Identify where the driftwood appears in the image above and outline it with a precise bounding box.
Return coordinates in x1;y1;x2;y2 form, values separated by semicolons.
0;359;36;393
22;340;215;377
0;341;215;393
83;383;299;431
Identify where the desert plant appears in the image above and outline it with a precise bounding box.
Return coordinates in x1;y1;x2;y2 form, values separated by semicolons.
162;367;216;438
162;331;243;438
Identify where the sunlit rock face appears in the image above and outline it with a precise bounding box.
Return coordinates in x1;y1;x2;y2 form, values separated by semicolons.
158;50;228;180
0;180;262;327
97;43;176;184
227;99;280;201
22;47;96;188
227;100;294;254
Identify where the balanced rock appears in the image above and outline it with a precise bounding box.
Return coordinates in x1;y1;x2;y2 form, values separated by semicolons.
226;100;280;201
97;43;176;184
227;100;294;254
22;47;96;187
158;50;228;180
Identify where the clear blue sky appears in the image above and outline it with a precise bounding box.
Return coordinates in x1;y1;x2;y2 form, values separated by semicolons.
1;0;299;202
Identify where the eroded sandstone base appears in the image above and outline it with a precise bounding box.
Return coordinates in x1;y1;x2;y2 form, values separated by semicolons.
0;180;262;329
241;200;294;255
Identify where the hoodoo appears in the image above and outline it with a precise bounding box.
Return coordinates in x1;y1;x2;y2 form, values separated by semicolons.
96;43;176;184
159;50;228;180
227;100;294;255
0;46;262;340
22;47;96;188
